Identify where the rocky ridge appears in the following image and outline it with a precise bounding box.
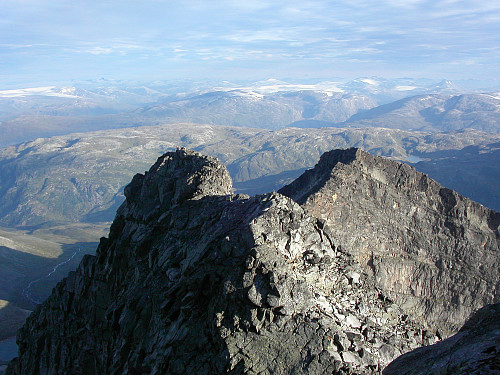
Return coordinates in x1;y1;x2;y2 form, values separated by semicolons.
279;148;500;337
7;148;499;374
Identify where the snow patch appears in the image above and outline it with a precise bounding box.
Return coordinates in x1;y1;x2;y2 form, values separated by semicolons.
230;90;264;100
395;86;417;91
359;78;379;85
0;236;15;247
0;86;79;98
484;93;500;101
213;81;344;95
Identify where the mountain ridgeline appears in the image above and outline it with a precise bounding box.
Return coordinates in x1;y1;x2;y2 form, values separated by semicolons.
1;78;500;148
1;124;499;229
7;148;499;374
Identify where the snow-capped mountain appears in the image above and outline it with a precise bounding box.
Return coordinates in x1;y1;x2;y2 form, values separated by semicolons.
0;77;496;148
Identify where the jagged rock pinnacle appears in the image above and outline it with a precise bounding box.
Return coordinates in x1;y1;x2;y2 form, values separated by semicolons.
120;147;233;222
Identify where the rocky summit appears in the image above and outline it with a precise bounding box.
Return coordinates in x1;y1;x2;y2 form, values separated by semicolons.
7;148;500;374
279;148;500;337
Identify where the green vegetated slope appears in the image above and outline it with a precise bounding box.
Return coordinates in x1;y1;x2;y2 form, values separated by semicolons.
415;144;500;211
0;300;30;341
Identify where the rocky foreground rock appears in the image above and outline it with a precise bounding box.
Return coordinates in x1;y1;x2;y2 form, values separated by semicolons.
279;148;500;337
7;148;500;374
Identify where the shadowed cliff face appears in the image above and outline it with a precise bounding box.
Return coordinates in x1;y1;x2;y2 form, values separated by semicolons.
6;148;499;374
279;148;500;337
383;303;500;375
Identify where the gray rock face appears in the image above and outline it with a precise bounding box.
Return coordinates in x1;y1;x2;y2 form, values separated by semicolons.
279;148;500;337
384;303;500;375
7;148;500;374
7;149;444;375
122;147;233;222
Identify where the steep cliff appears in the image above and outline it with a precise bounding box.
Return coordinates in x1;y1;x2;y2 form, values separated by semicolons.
6;148;499;374
383;303;500;375
279;148;500;337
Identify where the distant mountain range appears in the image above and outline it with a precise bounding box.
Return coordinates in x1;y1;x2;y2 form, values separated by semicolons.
1;77;498;147
343;93;500;133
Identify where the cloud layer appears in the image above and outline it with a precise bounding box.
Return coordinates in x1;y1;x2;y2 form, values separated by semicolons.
1;0;499;86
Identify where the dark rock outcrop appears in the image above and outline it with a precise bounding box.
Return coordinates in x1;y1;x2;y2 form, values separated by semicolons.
279;148;500;337
6;148;499;374
384;303;500;375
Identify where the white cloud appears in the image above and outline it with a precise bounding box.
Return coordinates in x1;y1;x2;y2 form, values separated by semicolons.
224;30;291;43
378;0;427;9
0;43;35;49
86;47;114;55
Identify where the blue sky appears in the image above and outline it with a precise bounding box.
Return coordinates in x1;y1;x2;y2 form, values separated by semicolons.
1;0;499;87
